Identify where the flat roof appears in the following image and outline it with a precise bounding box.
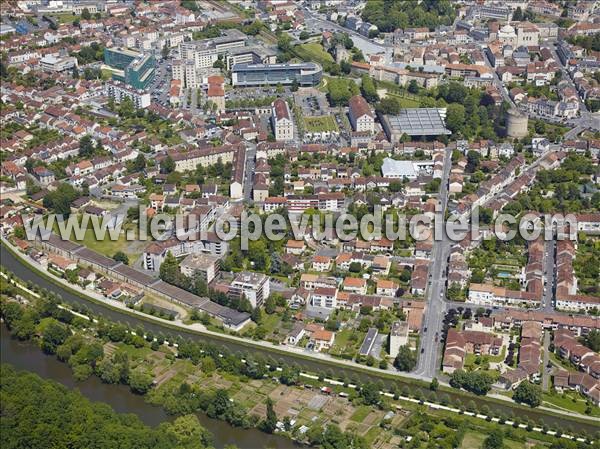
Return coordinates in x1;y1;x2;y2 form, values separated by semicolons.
381;158;417;178
359;328;378;356
385;108;451;136
107;47;141;58
232;62;320;71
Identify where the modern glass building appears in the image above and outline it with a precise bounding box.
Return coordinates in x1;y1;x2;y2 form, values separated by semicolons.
231;62;322;87
104;47;156;90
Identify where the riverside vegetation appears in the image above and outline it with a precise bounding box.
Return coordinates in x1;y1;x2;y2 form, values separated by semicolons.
1;268;599;449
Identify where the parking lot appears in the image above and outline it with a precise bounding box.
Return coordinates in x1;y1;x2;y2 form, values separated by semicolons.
293;89;330;117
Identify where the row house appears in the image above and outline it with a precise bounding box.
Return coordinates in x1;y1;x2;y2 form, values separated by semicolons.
554;329;600;376
442;328;502;374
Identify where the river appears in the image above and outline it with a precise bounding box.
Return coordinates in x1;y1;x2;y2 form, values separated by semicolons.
1;244;598;434
0;326;300;449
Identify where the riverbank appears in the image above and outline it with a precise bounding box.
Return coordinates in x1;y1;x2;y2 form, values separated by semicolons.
2;240;599;434
1;291;591;449
0;363;217;449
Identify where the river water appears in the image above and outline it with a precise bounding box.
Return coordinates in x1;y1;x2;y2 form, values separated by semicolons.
1;245;597;434
0;326;299;449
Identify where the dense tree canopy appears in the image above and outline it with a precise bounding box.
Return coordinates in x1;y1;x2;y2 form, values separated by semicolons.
327;78;360;106
0;364;214;449
393;344;417;371
449;369;493;396
513;381;542;408
585;330;600;352
361;0;456;32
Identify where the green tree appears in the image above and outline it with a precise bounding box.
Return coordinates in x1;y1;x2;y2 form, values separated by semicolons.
131;153;146;172
360;382;380;405
360;74;378;103
513;381;542;407
164;414;213;448
407;79;420;94
483;428;504;449
264;295;277;314
261;397;278;433
112;251;129;265
161;43;170;60
79;134;95;158
161;155;175;174
97;358;121;384
375;97;401;115
299;30;310;40
213;58;224;69
446;103;466;134
393;344;416;371
584;329;600;352
129;368;153;394
81;7;91;20
1;365;194;449
41;319;70;354
430;377;439;391
160;251;181;283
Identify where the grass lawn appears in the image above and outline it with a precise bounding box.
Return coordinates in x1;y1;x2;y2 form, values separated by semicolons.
350;405;371;423
303;115;339;133
542;391;600;417
385;92;420;108
364;426;382;445
101;69;114;81
460;431;526;449
49;13;80;24
75;227;143;262
329;328;362;358
116;342;152;360
260;312;283;337
293;43;334;65
460;431;486;449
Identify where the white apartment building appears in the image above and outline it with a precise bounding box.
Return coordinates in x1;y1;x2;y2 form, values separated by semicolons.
229;272;270;308
555;296;600;313
310;287;338;309
348;95;374;133
468;283;541;308
39;54;78;72
271;99;294;141
170;147;237;172
105;81;151;109
180;253;220;284
180;42;219;68
172;59;200;89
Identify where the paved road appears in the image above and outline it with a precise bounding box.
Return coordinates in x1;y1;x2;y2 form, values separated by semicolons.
483;50;515;107
542;239;556;312
548;42;600;137
542;330;551;392
549;43;587;114
243;143;256;201
415;147;453;378
301;7;393;61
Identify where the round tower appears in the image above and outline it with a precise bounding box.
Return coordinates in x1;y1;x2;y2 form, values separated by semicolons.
506;108;528;138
